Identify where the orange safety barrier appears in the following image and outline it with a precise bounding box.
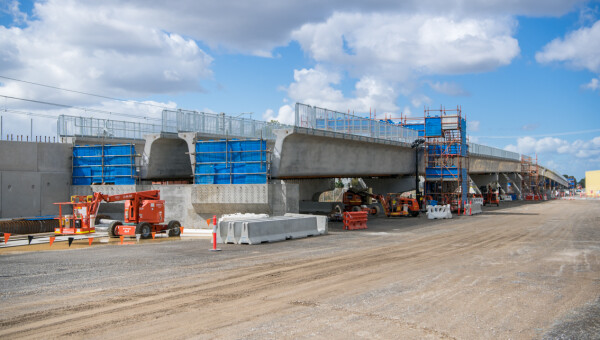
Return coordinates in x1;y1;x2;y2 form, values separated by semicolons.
343;211;368;230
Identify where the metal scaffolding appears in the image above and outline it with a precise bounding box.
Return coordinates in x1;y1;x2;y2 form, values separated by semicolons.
402;106;468;210
521;155;541;199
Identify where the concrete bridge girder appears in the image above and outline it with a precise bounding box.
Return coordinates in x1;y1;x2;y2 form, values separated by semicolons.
468;157;520;174
272;128;417;179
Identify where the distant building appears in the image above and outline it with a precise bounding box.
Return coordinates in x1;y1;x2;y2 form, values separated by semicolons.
585;170;600;197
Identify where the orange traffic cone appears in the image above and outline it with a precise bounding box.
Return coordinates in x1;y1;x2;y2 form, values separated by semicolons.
151;232;156;239
3;233;11;244
179;226;184;234
88;237;94;246
120;235;124;244
49;237;55;246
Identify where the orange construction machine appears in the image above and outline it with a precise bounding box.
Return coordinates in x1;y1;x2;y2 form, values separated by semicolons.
55;190;181;238
342;189;420;218
378;193;420;217
479;186;500;207
342;190;380;215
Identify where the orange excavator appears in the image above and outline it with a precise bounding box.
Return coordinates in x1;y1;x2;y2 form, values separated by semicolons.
54;190;181;238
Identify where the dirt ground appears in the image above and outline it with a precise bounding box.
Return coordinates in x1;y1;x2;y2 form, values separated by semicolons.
1;200;599;339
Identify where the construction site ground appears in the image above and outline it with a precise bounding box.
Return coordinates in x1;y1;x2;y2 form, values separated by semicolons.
1;200;599;339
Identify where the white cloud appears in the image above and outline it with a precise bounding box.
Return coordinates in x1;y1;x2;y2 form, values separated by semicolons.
0;0;588;123
54;0;582;56
286;12;519;114
285;67;399;114
0;0;213;108
582;77;599;91
427;81;470;96
262;105;294;125
1;99;177;138
504;136;600;159
293;13;520;80
1;0;28;25
536;20;600;73
468;120;481;132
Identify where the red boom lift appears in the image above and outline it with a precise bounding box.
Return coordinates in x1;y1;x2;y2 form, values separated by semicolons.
55;190;181;239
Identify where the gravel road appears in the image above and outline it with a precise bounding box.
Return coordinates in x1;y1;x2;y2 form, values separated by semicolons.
1;200;599;339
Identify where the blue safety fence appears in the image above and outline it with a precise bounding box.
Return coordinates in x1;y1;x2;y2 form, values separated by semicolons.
72;144;136;185
194;139;269;184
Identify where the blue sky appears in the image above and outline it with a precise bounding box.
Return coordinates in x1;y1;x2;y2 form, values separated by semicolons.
0;0;599;180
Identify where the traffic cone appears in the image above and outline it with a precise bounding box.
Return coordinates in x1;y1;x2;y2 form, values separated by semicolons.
179;226;184;234
68;237;74;247
88;237;94;246
3;233;10;244
120;235;124;244
49;236;55;246
28;235;34;245
151;232;156;239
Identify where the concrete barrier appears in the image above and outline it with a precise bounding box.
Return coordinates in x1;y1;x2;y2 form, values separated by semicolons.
237;216;319;245
471;203;483;215
285;213;328;234
238;219;287;244
216;215;320;244
225;221;243;244
215;221;227;244
462;202;483;216
426;204;452;219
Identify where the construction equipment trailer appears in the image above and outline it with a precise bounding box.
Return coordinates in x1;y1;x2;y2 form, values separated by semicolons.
55;190;181;239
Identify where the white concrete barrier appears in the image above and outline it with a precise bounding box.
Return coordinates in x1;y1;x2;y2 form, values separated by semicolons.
217;216;321;245
472;197;484;205
284;213;328;234
471;203;483;215
426;204;452;219
239;220;287;244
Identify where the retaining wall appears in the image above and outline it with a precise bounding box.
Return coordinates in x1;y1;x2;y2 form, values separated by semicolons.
0;141;72;218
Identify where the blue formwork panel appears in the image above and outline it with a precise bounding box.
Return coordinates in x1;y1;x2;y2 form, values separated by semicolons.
104;155;133;165
72;167;91;177
425;167;459;178
194;139;268;184
425;117;442;137
104;144;134;156
114;177;135;185
72;144;136;185
72;177;91;185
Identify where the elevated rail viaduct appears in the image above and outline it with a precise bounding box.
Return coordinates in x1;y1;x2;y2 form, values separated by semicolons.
8;112;563;226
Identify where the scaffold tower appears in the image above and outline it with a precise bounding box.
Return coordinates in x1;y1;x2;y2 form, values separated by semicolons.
521;155;540;197
414;106;469;210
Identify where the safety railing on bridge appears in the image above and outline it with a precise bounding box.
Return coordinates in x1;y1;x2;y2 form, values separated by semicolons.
162;109;290;140
57;115;162;139
58;105;533;165
467;142;520;160
295;103;419;143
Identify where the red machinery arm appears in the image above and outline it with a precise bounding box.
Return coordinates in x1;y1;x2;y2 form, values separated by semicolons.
101;190;161;203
